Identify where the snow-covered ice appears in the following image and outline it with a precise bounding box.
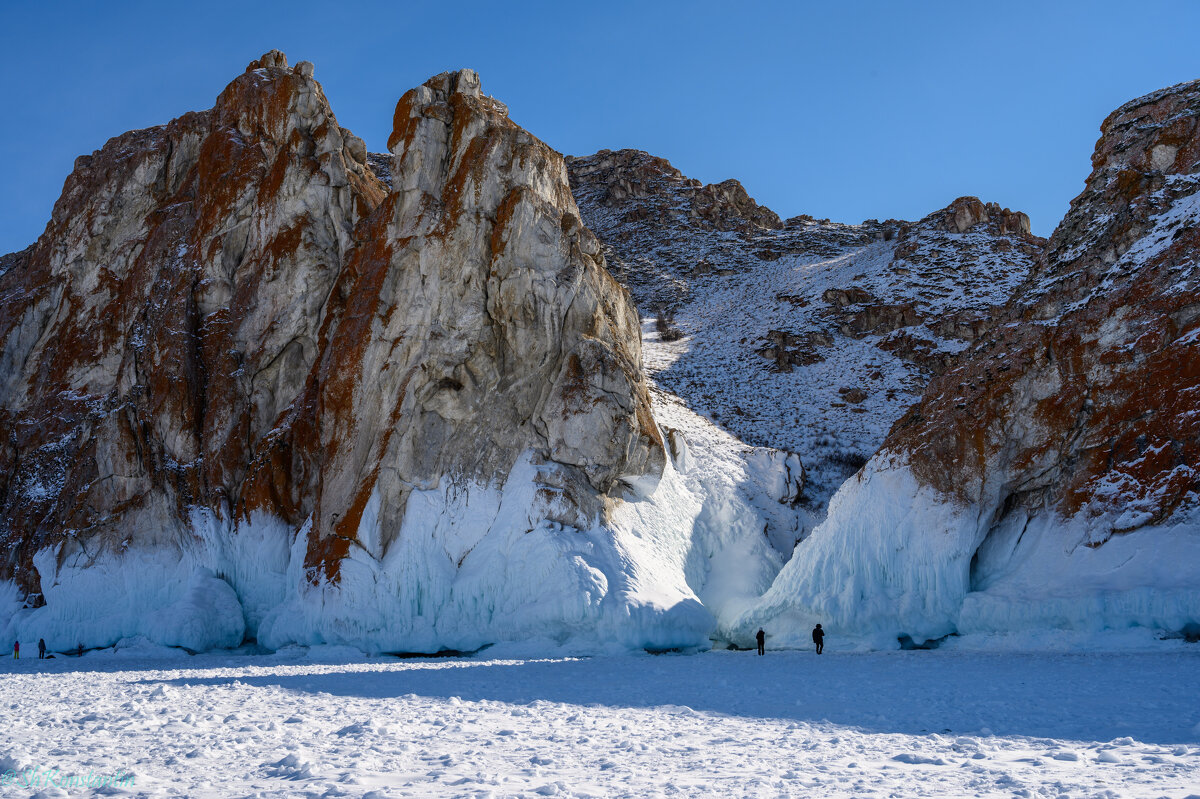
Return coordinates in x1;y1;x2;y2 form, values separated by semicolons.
1;644;1198;797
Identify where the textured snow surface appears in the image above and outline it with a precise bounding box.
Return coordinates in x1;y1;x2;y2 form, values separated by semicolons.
962;507;1200;637
6;547;246;653
1;646;1198;797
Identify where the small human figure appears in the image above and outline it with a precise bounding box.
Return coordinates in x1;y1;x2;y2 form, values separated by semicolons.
77;642;84;658
756;628;766;656
12;641;18;659
812;623;824;655
38;639;46;659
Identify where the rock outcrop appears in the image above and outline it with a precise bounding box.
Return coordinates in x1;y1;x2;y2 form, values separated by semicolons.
0;49;384;603
565;149;879;309
2;55;768;654
889;81;1200;539
932;196;1032;236
257;68;664;587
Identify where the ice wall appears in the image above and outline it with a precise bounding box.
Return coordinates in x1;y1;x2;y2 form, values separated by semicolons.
2;437;789;655
733;453;1200;649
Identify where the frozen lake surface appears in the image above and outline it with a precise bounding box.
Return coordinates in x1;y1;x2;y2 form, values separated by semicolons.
2;643;1199;797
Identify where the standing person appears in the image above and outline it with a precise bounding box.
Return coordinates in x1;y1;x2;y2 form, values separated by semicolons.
755;628;766;656
812;624;824;655
77;642;84;658
12;641;18;659
38;639;46;659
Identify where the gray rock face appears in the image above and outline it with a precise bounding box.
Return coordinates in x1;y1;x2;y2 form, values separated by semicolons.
733;78;1200;648
291;68;665;580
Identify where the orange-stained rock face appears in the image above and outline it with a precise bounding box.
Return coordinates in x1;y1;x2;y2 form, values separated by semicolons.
276;69;664;583
0;52;391;593
0;57;664;602
885;78;1200;540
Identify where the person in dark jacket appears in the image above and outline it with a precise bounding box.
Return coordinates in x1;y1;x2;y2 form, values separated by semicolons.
812;624;824;654
755;628;766;656
38;639;46;659
77;642;84;658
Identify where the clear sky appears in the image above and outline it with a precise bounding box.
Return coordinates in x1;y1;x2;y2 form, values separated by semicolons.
2;0;1198;253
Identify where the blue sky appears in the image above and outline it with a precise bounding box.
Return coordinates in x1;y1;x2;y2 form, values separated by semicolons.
1;1;1198;253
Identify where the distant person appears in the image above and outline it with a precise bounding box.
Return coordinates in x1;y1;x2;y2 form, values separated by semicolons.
12;641;18;659
38;639;46;659
812;624;824;655
756;628;766;656
77;642;84;658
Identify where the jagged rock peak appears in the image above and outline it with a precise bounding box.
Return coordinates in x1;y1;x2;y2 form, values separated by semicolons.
249;48;289;70
566;148;782;233
243;49;313;80
1101;77;1200;143
1044;77;1200;278
566;149;693;196
735;80;1200;647
281;63;665;587
387;68;508;152
0;50;388;605
888;76;1200;524
920;196;1034;237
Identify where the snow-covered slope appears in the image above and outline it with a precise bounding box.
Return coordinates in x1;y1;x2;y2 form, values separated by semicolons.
568;153;1044;531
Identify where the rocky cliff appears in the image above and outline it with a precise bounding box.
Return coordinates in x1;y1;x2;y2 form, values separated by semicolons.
739;79;1200;646
1;54;785;653
0;49;384;611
